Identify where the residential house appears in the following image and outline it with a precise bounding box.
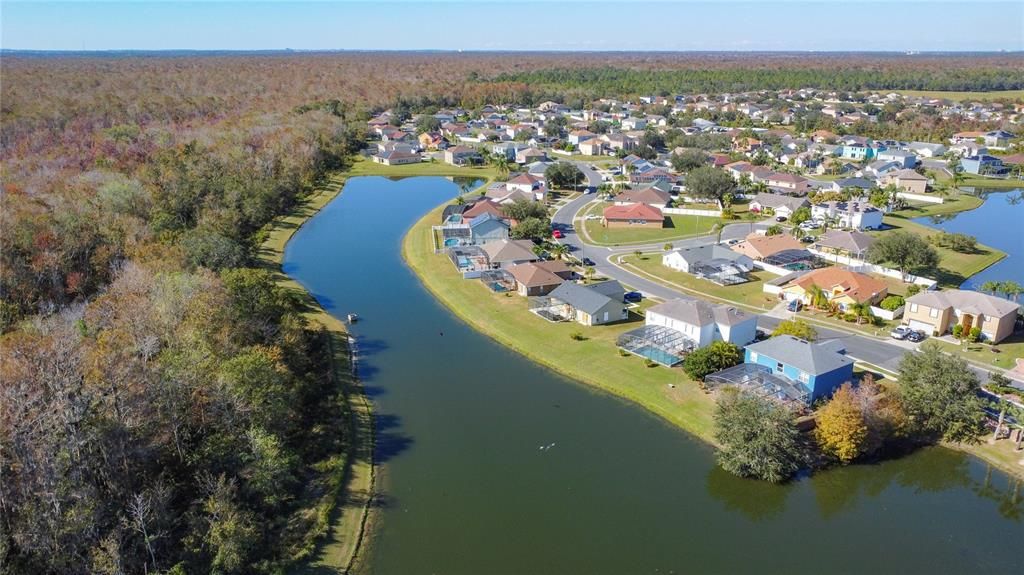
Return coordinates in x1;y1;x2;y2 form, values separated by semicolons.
444;146;481;166
481;239;539;269
875;149;918;168
662;245;754;285
949;142;987;158
748;193;809;218
837;144;876;162
515;147;548;164
568;129;597;145
462;199;507;222
881;169;928;195
621;117;647;131
602;204;665;228
603;133;637;152
613;187;672;209
812;229;875;260
491;141;526;160
765;172;809;194
903;289;1020;343
960;154;1006;176
544;280;628;326
907;141;946;158
950;131;985;145
579;138;607;156
372;147;420;166
983;130;1015;150
811;199;883;230
830;177;875;193
467;212;511;245
744;336;854;403
732;233;805;261
418;132;446;151
780;267;888;311
507;260;573;296
645;299;758;348
863;160;902;178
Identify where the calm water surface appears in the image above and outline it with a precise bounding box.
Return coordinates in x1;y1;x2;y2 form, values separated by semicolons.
913;188;1024;289
285;177;1022;574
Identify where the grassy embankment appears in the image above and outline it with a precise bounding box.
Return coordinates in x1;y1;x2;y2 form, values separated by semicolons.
256;174;375;574
403;203;719;443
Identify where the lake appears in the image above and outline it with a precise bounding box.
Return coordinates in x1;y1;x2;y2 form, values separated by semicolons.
285;176;1023;574
913;188;1024;289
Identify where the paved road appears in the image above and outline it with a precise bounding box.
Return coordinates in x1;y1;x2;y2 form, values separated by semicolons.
551;192;1011;384
569;161;604;190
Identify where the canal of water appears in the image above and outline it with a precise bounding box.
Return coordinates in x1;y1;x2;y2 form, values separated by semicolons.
285;176;1023;574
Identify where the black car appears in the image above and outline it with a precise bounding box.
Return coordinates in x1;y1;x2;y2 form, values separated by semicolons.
775;216;788;222
581;257;595;266
906;330;927;343
624;291;642;303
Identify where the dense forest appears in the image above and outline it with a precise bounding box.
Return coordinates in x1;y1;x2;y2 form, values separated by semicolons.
1;51;1022;574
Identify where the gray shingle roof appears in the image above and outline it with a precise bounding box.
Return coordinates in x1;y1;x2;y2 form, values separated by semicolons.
745;335;853;376
549;280;623;314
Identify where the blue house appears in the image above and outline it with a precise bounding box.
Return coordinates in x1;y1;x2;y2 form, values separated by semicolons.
743;335;854;403
837;144;878;162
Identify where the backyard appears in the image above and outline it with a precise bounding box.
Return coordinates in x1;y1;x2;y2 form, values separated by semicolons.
618;253;778;310
871;217;1006;288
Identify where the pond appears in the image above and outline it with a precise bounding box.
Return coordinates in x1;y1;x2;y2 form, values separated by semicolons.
913;188;1024;289
285;176;1022;575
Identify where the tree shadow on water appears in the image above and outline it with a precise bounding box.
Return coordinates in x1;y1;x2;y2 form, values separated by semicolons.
374;412;413;464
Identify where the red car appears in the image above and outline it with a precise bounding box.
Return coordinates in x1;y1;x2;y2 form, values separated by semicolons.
552;229;564;239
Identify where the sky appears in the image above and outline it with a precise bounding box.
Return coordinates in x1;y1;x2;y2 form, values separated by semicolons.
2;1;1023;52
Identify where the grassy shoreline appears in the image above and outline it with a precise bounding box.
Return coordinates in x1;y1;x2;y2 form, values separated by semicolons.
257;174;377;575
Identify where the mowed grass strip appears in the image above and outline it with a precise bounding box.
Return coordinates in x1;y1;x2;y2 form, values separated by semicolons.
403;203;718;443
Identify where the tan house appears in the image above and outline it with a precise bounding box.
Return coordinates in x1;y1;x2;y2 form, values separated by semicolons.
882;169;928;195
602;203;664;228
507;260;573;296
731;233;804;261
780;268;888;311
903;289;1020;343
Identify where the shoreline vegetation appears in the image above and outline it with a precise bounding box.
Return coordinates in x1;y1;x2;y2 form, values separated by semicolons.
258;174;376;575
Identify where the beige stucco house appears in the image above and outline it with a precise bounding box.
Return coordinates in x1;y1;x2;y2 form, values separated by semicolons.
903;289;1020;343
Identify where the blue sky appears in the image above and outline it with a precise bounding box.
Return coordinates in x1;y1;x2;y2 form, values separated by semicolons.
2;1;1022;51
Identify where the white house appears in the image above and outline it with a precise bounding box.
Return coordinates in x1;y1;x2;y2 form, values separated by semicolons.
645;299;758;348
811;199;884;231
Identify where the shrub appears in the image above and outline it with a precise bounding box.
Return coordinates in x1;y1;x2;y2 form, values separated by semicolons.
570;331;585;341
618;348;630;357
644;358;658;368
843;312;858;322
906;284;922;297
952;324;964;339
714;389;806;483
879;295;905;311
967;326;981;343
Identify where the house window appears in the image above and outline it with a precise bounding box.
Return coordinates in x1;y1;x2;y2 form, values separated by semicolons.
798;371;810;383
910;303;918;313
750;352;758;362
775;362;784;373
929;308;938;318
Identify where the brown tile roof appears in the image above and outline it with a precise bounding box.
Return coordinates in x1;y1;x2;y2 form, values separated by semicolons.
508;262;566;288
602;203;664;222
787;268;887;304
733;233;804;259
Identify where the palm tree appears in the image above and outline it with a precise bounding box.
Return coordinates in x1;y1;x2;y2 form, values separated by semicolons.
980;280;1002;297
490;153;510;178
1000;280;1023;302
806;285;827;311
549;243;570;260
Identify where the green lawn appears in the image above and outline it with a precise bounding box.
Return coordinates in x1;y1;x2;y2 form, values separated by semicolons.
404;204;719;444
929;334;1024;371
580;202;726;246
888;194;984;219
893;89;1024;102
619;254;778;311
871;217;1006;288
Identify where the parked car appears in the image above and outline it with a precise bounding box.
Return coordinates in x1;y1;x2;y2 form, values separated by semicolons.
786;299;802;312
799;220;820;230
726;238;740;246
906;330;927;343
775;216;788;222
890;325;913;340
581;257;595;266
624;291;642;303
552;229;564;239
799;236;815;243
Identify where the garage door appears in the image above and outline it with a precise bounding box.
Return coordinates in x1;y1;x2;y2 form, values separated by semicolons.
908;319;934;333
